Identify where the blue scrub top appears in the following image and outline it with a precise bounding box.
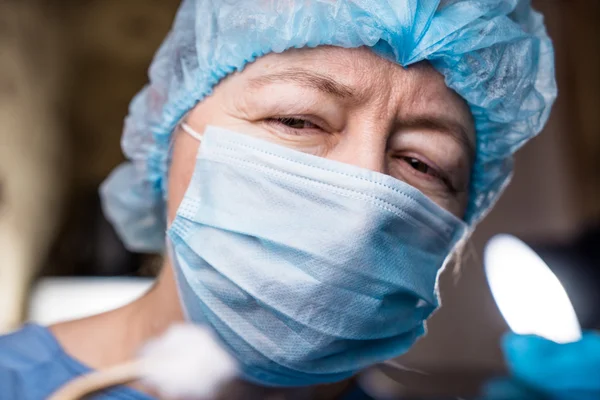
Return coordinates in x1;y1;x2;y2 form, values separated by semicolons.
0;324;374;400
0;324;154;400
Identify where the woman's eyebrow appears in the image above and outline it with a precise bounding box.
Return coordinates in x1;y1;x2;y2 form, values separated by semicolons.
402;116;476;162
247;68;356;99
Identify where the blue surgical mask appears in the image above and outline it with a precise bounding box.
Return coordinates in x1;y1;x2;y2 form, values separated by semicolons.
167;125;467;387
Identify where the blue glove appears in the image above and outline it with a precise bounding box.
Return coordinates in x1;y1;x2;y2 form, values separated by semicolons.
483;332;600;400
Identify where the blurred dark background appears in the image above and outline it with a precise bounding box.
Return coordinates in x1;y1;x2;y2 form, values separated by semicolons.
0;0;598;395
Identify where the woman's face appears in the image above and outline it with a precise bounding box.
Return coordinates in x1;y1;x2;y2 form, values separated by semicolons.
168;46;475;222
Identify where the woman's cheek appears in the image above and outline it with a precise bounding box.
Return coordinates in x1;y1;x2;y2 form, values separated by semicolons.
167;132;199;224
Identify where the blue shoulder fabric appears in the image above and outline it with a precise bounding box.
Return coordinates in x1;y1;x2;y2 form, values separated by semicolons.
0;324;155;400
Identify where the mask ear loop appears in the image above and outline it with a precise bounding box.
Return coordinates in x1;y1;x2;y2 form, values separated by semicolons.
164;119;204;236
380;359;428;375
166;119;204;169
180;122;204;141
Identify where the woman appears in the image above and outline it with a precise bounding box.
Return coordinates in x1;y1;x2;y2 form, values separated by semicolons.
0;0;577;399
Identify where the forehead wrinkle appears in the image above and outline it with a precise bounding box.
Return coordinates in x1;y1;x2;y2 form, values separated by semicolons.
247;68;358;100
403;65;475;156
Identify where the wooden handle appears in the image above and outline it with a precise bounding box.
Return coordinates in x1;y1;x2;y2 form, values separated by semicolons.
48;361;141;400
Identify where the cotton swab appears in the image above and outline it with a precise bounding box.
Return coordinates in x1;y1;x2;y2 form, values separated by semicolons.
49;324;238;400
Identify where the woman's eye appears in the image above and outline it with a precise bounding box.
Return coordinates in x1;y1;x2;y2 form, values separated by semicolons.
270;117;317;130
396;155;459;194
402;157;436;176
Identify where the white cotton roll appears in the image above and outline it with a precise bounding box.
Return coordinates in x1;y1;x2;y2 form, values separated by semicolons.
139;324;238;399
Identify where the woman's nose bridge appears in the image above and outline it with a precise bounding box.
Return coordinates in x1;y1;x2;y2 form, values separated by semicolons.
332;123;390;174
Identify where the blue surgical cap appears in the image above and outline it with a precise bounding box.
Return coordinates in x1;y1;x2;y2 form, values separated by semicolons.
100;0;556;253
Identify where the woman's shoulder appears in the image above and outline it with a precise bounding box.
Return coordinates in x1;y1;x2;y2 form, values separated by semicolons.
0;324;58;368
0;324;72;399
0;324;157;400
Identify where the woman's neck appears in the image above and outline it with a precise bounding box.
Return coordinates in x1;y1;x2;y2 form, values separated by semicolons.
49;262;352;399
49;263;185;371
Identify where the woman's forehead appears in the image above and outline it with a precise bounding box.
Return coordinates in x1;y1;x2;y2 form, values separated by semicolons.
247;46;407;80
235;46;475;147
242;47;468;111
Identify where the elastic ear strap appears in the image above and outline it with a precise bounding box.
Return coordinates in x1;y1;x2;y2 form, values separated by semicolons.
180;123;204;141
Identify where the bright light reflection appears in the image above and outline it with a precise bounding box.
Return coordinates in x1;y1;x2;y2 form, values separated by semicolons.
29;277;153;325
484;234;581;344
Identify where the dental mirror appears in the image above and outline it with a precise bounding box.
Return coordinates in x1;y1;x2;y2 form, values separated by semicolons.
484;234;582;344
